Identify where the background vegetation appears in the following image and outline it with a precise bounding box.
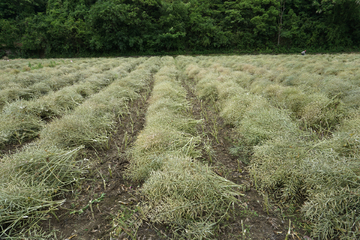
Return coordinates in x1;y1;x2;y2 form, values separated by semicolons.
1;0;360;58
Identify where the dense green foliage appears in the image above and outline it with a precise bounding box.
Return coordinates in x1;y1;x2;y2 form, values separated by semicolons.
1;0;360;57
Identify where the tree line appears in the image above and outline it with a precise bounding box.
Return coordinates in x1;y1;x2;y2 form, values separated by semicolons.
1;0;360;57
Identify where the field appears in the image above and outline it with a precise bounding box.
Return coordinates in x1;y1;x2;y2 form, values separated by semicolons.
0;54;359;240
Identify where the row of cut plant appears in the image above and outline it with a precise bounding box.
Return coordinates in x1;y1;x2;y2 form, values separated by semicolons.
0;58;102;72
177;55;360;240
0;57;159;238
116;56;243;239
0;58;143;148
0;58;128;110
191;55;359;132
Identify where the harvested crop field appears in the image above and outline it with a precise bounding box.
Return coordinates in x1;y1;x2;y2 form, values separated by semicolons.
0;54;359;240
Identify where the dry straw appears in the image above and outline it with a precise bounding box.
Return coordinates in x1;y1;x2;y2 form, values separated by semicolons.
0;144;85;237
0;59;139;146
39;57;153;149
124;57;242;239
140;155;241;238
0;57;160;237
182;54;360;239
0;58;132;110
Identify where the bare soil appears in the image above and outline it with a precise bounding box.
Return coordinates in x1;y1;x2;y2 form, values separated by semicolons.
0;138;37;156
